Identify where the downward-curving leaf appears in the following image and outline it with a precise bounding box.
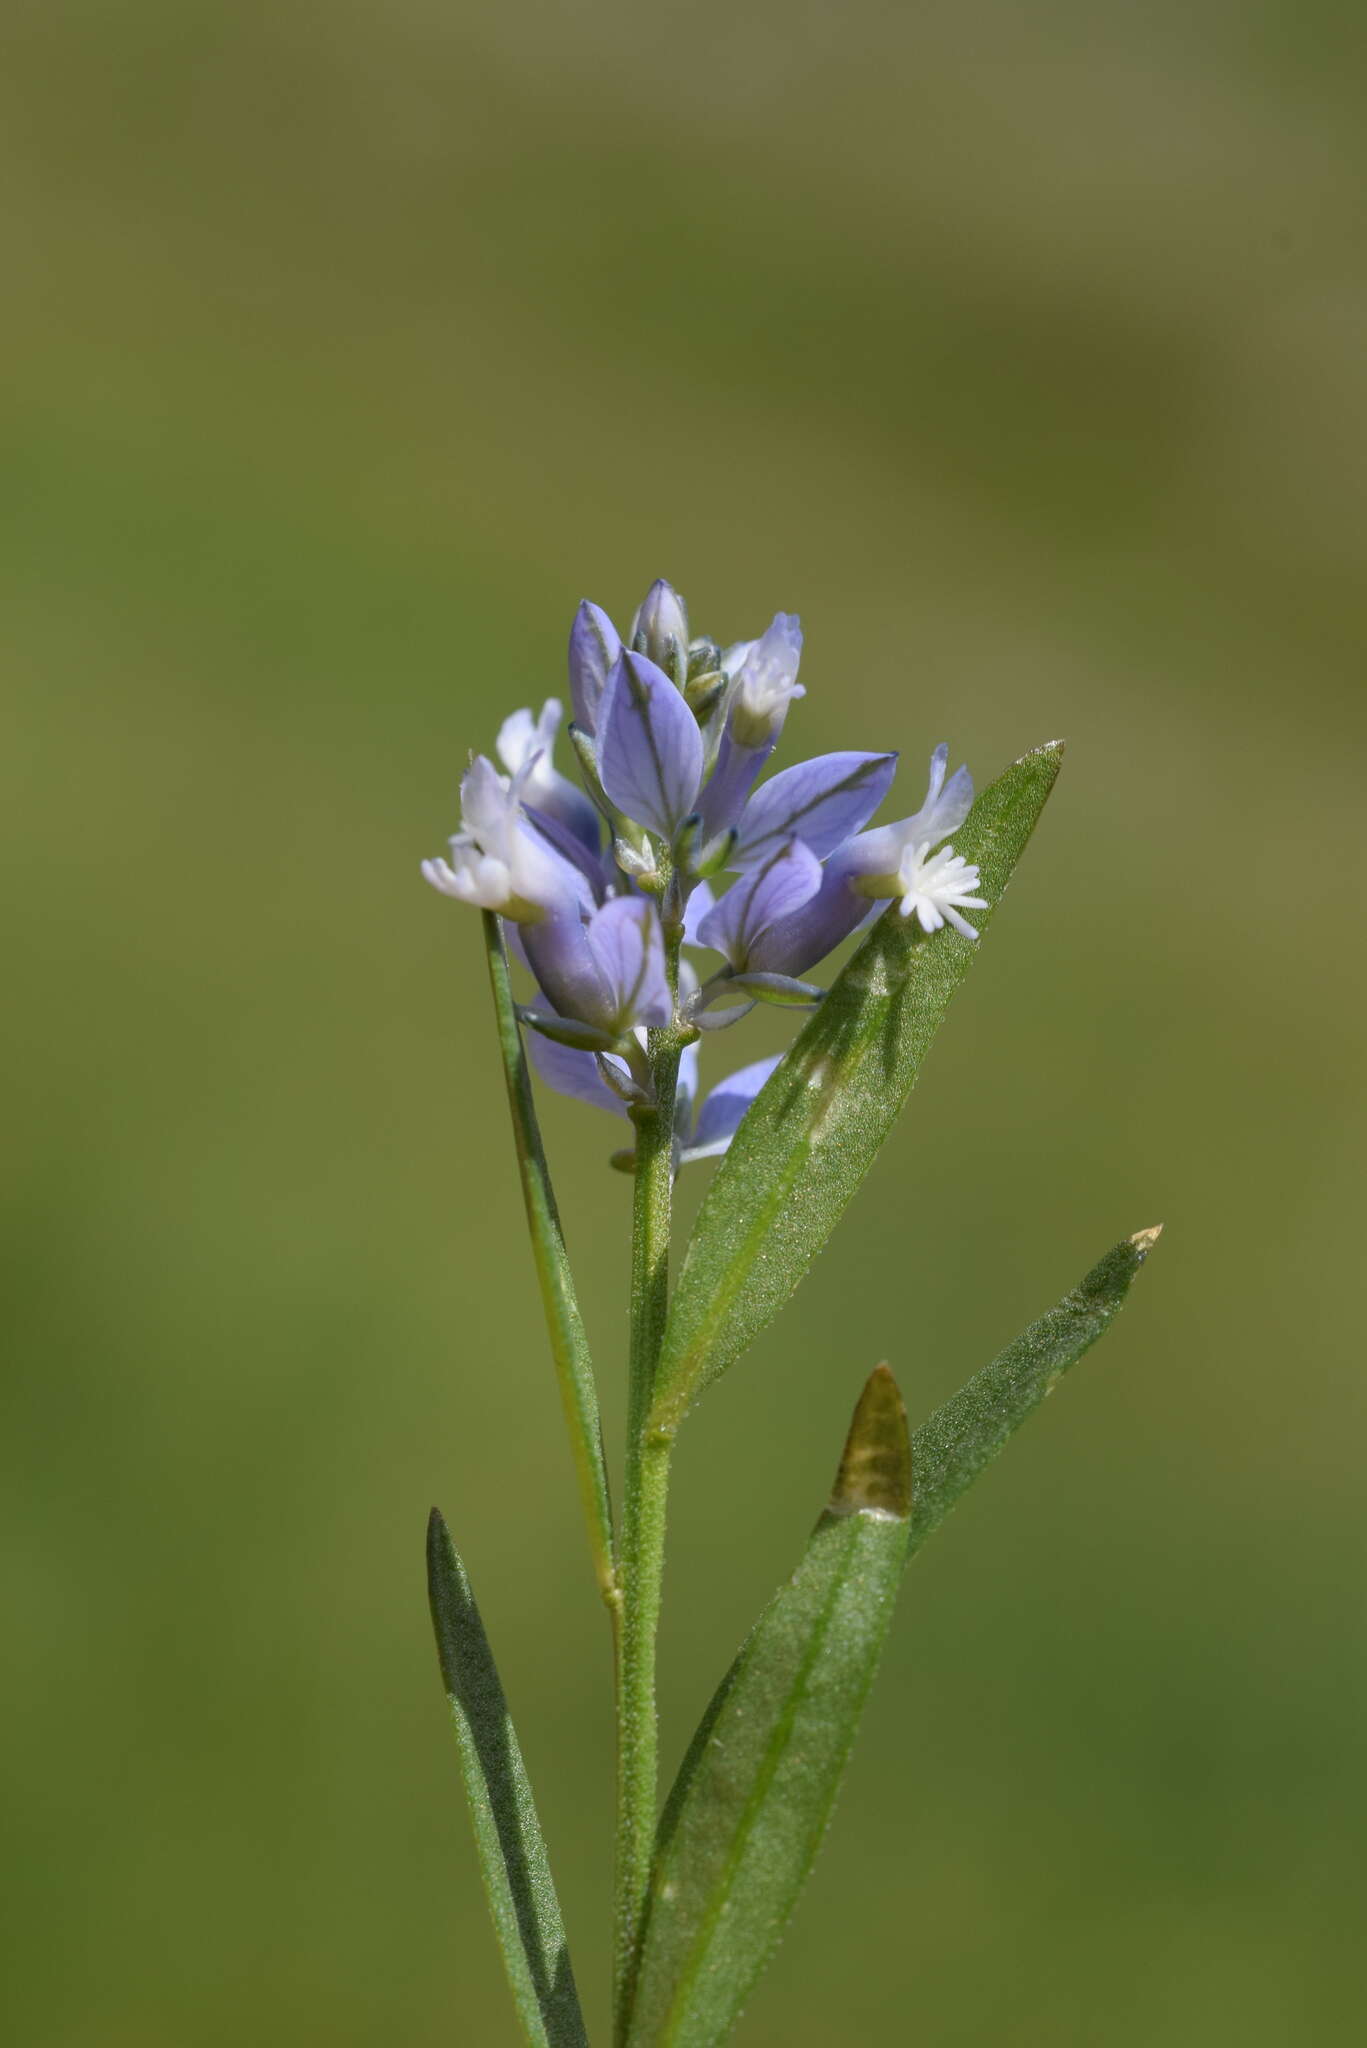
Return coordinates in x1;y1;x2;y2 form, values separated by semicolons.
906;1227;1162;1565
652;743;1063;1431
626;1369;912;2048
426;1511;589;2048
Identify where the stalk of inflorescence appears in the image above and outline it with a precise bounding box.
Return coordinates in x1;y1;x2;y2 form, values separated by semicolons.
613;877;689;2038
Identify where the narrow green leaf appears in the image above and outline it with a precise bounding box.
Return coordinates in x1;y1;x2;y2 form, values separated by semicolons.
481;912;616;1603
906;1226;1162;1562
626;1231;1159;2045
426;1510;589;2048
652;743;1063;1431
627;1369;912;2048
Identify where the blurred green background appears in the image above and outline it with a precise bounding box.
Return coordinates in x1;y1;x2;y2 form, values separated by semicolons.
4;3;1364;2042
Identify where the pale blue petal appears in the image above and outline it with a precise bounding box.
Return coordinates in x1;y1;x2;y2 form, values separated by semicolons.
525;1024;630;1117
745;838;883;977
522;913;614;1032
682;877;717;948
676;1039;701;1140
524;804;610;900
567;600;621;735
692;1055;783;1151
732;751;898;865
696;839;823;970
583;895;672;1028
598;651;705;839
697;729;769;838
856;749;973;872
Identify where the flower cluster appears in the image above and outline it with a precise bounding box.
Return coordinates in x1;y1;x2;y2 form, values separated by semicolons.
423;580;984;1161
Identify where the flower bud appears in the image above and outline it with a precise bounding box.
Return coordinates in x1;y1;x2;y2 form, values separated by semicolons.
687;636;721;681
683;668;726;721
630;579;690;686
728;612;804;750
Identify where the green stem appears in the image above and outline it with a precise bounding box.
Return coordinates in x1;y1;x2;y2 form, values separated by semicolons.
480;913;619;1628
613;1019;683;2041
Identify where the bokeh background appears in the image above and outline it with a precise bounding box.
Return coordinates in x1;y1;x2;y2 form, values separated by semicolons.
5;4;1364;2043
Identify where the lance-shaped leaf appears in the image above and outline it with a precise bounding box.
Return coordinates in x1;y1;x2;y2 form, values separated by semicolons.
651;742;1063;1431
427;1511;589;2048
626;1369;912;2048
906;1226;1161;1564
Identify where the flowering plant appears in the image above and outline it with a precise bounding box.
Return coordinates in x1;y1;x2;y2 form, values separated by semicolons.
421;579;1158;2047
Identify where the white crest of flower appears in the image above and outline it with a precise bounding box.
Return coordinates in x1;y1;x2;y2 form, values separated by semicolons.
895;842;988;939
729;613;805;749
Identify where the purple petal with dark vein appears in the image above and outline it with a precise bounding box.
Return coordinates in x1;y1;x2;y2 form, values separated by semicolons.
522;913;614;1032
745;840;887;977
567;600;621;735
697;729;769;838
692;1054;784;1151
583;895;672;1027
696;838;823;970
597;650;704;839
732;750;898;865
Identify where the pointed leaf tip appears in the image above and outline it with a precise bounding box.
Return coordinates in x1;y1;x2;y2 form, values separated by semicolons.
652;743;1064;1428
830;1365;912;1520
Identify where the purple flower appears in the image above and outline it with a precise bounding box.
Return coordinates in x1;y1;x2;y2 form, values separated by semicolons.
695;839;823;973
597;651;705;841
737;840;876;978
736;745;977;976
496;699;601;851
726;613;804;750
422;754;589;923
695;614;803;838
522;894;672;1038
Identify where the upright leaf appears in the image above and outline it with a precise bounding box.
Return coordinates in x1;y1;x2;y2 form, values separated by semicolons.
906;1227;1162;1563
426;1511;589;2048
481;912;616;1600
652;743;1063;1431
628;1229;1159;2045
627;1369;912;2048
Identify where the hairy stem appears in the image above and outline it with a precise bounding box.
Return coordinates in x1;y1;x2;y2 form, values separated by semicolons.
613;1012;682;2041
